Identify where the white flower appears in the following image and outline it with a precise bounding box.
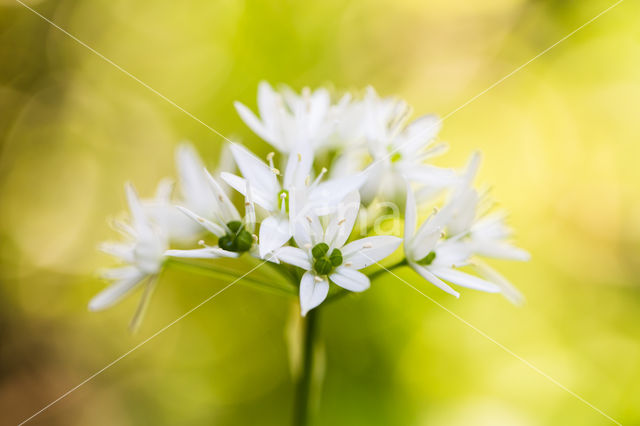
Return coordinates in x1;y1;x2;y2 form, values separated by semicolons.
165;168;258;260
89;183;168;312
221;144;366;258
274;192;402;315
234;81;335;154
404;185;495;298
144;143;224;243
350;87;457;205
404;154;529;301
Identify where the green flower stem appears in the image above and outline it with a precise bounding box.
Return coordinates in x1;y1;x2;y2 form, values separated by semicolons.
164;258;297;297
293;307;318;426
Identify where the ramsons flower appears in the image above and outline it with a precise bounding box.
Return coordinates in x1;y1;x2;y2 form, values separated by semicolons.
221;144;366;258
404;153;528;301
342;87;457;205
234;81;335;154
165;167;258;260
144;144;221;243
274;192;402;315
89;183;168;312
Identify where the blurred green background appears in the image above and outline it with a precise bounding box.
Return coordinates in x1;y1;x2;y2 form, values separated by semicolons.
1;0;640;424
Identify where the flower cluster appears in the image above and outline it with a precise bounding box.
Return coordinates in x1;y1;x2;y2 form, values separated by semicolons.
91;82;529;323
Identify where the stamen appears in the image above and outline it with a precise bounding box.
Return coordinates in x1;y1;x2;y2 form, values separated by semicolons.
297;153;302;162
198;240;205;246
337;218;346;225
314;275;324;282
218;195;224;202
363;243;373;249
252;234;258;242
344;262;352;267
306;215;313;223
311;167;327;188
279;191;288;212
266;152;279;175
305;175;311;186
304;243;312;249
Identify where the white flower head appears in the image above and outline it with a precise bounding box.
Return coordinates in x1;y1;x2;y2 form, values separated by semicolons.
234;81;334;154
90;183;168;312
275;191;402;316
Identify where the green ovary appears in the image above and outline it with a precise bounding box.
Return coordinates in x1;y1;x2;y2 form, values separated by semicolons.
219;221;253;253
311;243;343;275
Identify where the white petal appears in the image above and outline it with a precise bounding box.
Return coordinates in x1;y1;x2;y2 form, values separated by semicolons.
176;205;226;237
99;242;134;263
283;143;314;189
410;219;442;261
473;242;531;261
463;151;482;186
228;144;280;204
299;271;329;316
398;114;441;155
430;267;500;293
274;246;311;270
259;215;292;258
154;178;175;201
234;101;272;144
325;191;360;249
165;247;239;259
330;267;370;292
204;169;241;222
176;144;216;214
125;183;150;234
220;172;275;211
308;172;367;215
89;269;147;311
473;261;525;305
342;236;402;270
431;241;471;268
404;183;417;239
409;262;460;298
403;165;457;187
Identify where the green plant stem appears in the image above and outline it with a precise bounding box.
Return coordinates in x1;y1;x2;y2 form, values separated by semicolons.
293;308;318;426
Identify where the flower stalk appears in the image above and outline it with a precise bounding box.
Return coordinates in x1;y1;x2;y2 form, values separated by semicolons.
293;307;319;426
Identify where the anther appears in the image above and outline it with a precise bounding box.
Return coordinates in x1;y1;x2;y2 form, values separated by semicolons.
363;243;373;249
337;218;346;225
